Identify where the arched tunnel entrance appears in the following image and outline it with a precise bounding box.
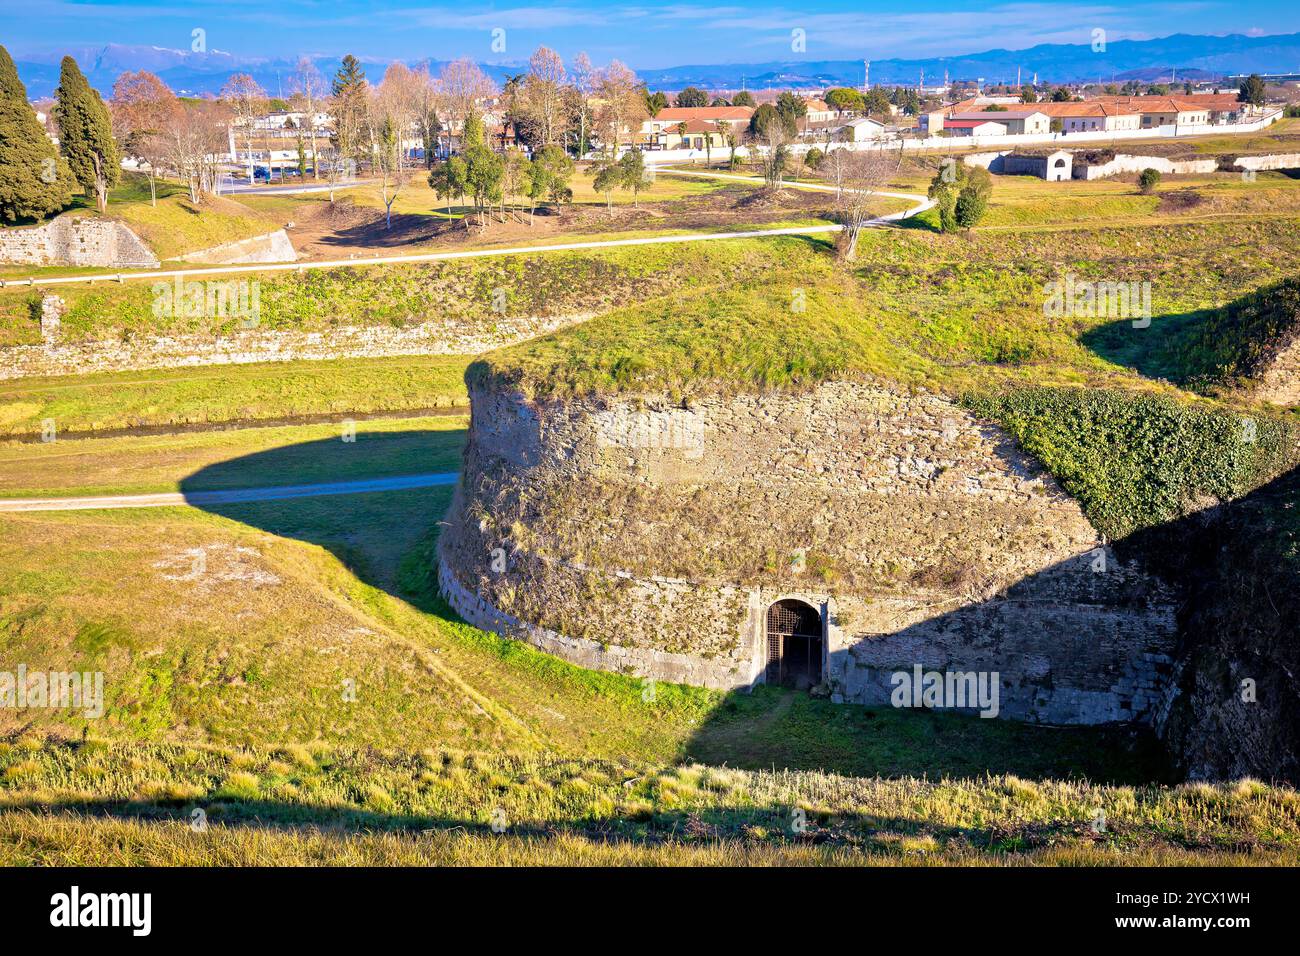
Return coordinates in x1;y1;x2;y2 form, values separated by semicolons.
765;599;824;690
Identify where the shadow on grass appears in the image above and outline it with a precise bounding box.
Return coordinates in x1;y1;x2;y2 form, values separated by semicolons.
1078;307;1215;385
0;771;1087;853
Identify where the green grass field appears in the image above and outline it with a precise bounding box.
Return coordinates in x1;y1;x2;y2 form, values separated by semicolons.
473;214;1300;403
0;355;471;439
0;415;466;498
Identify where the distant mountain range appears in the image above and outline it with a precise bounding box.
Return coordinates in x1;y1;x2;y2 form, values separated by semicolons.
13;31;1300;100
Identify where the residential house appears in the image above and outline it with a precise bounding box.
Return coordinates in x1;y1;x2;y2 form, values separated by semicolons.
1092;95;1210;129
642;106;754;149
942;119;1009;137
945;110;1050;135
840;117;888;141
1095;93;1251;127
803;98;837;123
1027;101;1141;132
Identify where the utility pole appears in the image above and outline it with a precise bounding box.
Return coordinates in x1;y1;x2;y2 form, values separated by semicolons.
863;60;869;91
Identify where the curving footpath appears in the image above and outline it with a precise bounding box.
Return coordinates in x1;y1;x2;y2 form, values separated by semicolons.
1;177;932;290
0;471;460;512
652;166;935;225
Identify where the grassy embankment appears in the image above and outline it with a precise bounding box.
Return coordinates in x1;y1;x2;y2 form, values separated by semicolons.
4;740;1293;866
0;175;283;276
0;235;797;347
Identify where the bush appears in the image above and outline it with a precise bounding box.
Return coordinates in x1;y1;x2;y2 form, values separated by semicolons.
1138;168;1161;194
929;162;992;233
804;147;824;170
964;387;1296;539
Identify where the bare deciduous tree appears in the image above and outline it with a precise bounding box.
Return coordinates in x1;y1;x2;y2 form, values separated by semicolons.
110;70;180;205
435;58;496;156
572;51;594;156
517;46;570;146
164;99;228;202
594;59;645;156
289;57;328;181
412;64;440;167
377;62;422;174
833;146;905;260
220;73;267;183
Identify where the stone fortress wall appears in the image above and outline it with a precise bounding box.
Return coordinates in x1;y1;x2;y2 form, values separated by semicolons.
2;294;596;380
0;216;159;268
439;379;1179;725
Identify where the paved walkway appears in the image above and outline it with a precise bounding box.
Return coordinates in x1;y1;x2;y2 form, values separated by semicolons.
0;471;460;512
2;176;931;290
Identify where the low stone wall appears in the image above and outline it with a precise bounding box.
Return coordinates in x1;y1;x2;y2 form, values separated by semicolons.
438;559;754;689
1074;154;1219;179
0;216;158;268
0;307;595;380
1235;152;1300;172
179;229;297;264
439;379;1179;724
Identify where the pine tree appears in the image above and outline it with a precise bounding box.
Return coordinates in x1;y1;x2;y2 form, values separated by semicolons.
0;44;73;223
54;55;119;213
330;54;369;164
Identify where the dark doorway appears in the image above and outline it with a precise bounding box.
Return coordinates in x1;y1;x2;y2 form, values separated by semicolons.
765;599;824;689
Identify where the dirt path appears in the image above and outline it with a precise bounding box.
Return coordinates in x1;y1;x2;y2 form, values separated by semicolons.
0;471;459;512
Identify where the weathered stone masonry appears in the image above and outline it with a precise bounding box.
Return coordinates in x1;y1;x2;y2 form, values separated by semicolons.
0;216;158;268
1;307;597;380
439;379;1179;725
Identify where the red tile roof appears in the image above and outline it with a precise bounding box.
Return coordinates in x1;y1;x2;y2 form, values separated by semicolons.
654;106;754;122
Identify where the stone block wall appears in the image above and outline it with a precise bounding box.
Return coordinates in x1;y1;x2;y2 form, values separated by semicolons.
0;216;158;268
179;230;298;264
0;310;597;380
439;379;1179;725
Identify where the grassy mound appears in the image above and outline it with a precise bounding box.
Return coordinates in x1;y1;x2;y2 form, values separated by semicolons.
472;217;1300;401
0;238;793;346
1176;275;1300;391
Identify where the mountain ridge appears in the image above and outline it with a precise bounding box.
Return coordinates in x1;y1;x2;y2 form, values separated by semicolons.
12;31;1300;99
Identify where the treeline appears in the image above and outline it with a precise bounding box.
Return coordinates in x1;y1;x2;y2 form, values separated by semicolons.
0;46;117;221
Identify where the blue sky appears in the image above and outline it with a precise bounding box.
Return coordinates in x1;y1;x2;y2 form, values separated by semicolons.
2;0;1296;67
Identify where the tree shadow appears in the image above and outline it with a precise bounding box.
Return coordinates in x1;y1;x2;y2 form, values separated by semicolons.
316;211;448;249
179;427;465;588
1078;306;1214;385
0;781;1062;855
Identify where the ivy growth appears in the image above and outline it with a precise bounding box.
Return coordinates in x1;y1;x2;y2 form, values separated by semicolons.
964;386;1297;540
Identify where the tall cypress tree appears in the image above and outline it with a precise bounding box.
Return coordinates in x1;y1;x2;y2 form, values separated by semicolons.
0;44;73;223
54;55;119;213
